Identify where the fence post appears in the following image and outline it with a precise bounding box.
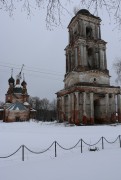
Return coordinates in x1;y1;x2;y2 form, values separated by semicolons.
55;141;57;157
119;135;121;148
102;137;104;149
22;145;24;161
81;139;83;153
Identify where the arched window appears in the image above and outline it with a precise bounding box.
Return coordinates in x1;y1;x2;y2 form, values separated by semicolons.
86;26;92;38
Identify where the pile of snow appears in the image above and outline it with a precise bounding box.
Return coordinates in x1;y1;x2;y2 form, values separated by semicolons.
0;120;121;180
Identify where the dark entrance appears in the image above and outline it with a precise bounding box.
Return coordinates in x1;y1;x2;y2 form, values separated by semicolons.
16;116;20;122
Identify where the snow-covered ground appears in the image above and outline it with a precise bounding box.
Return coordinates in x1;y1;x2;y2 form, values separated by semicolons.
0;120;121;180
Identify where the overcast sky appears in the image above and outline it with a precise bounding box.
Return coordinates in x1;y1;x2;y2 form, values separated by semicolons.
0;1;121;102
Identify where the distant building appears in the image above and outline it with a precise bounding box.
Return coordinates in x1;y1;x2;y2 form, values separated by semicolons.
2;66;36;122
56;9;121;125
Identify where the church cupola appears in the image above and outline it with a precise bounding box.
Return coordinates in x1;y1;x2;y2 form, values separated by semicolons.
21;73;27;95
21;73;27;87
8;69;15;86
21;80;27;87
8;76;15;86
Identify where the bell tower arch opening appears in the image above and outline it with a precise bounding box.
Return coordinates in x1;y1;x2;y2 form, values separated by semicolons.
86;26;93;38
87;47;94;68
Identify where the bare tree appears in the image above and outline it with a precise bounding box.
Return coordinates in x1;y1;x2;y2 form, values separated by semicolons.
29;96;56;121
0;0;71;29
0;101;4;106
113;58;121;84
49;99;57;120
80;0;121;29
41;98;49;110
2;0;121;29
29;96;41;109
40;98;50;121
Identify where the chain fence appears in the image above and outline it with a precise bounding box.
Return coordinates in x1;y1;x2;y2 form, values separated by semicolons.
0;135;121;161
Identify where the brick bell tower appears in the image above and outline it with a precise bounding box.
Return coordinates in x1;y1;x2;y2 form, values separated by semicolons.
56;9;121;125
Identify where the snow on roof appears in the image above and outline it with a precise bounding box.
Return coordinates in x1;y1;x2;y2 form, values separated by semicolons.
30;109;36;112
7;102;27;111
15;84;22;88
5;103;11;107
24;102;30;106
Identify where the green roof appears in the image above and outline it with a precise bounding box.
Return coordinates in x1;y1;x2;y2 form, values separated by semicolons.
7;102;28;111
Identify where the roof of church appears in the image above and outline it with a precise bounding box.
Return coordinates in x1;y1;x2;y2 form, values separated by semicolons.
77;9;90;15
7;102;28;111
68;9;101;27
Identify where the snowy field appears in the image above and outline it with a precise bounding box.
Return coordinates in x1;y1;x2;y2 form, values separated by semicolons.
0;120;121;180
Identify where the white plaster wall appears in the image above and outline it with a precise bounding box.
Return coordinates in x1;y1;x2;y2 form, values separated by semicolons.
79;71;110;85
65;70;110;88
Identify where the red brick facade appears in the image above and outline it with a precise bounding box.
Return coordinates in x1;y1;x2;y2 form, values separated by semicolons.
3;69;36;122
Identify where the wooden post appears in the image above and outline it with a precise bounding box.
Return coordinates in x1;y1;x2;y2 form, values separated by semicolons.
102;137;104;149
119;135;121;148
81;139;83;153
22;145;24;161
55;141;57;157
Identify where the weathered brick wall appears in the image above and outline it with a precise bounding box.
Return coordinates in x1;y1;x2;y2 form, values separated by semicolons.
5;110;29;122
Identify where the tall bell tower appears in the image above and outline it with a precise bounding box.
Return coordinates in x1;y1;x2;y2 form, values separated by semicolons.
56;9;121;125
65;9;109;89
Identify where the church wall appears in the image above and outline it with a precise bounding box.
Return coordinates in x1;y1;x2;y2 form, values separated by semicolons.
5;110;29;122
57;90;120;125
6;93;29;104
79;93;83;123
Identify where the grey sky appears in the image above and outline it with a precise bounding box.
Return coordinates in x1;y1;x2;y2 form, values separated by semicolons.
0;1;121;102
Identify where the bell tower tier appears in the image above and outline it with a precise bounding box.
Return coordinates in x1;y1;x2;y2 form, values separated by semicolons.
65;9;109;88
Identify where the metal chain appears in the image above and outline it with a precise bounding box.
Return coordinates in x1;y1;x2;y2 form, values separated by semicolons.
0;135;121;159
0;146;21;158
103;136;119;144
24;142;55;154
82;137;102;146
56;140;81;150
